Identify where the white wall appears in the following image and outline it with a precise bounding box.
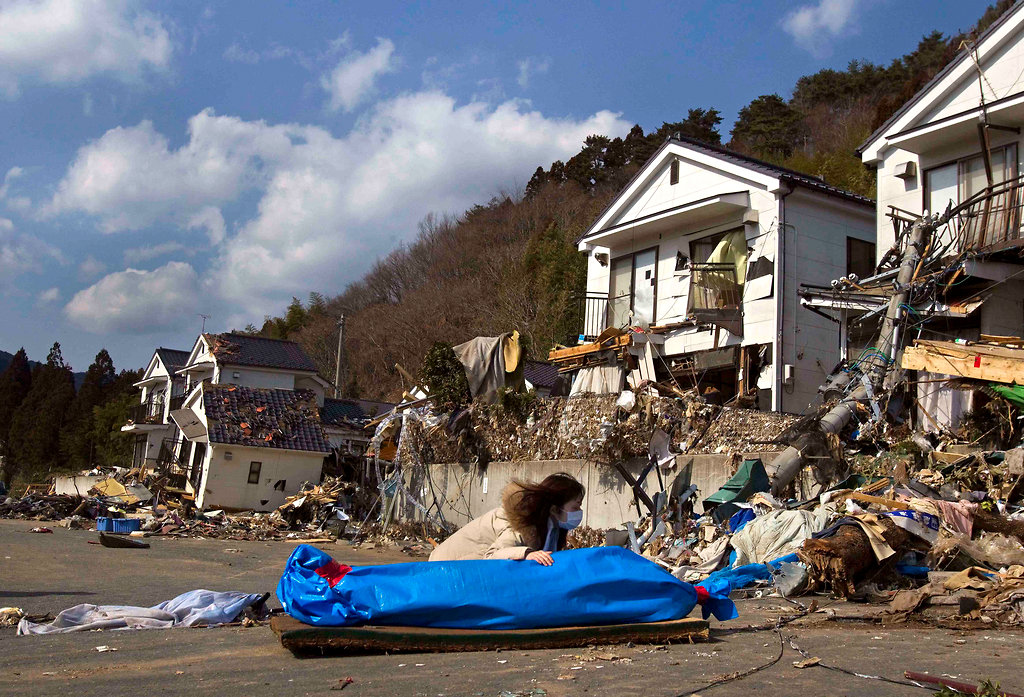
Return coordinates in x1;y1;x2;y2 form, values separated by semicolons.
295;375;326;404
220;367;296;390
198;445;324;511
780;190;876;412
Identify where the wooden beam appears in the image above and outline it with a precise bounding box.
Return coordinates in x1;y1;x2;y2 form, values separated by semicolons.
548;334;631;362
271;615;709;656
901;344;1024;384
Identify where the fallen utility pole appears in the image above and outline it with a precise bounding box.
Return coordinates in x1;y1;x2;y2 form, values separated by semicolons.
771;216;934;495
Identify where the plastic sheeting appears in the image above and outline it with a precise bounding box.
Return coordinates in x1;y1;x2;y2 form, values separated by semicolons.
277;544;737;629
730;508;831;566
453;332;522;404
17;590;263;635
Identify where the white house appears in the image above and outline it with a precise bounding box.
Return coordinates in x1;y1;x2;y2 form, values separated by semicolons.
575;136;876;413
122;332;340;511
121;347;190;472
809;1;1024;432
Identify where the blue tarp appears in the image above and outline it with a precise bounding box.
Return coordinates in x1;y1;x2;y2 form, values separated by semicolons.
697;553;799;598
278;544;737;630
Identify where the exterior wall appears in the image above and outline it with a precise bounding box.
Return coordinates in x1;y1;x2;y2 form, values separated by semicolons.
197;445;324;511
295;375;326;405
219;367;296;390
401;453;784;531
980;280;1024;336
780;190;877;412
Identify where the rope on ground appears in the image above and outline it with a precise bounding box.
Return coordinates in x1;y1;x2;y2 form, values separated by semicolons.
673;627;784;696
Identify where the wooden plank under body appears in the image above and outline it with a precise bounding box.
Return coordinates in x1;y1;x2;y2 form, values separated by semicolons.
901;345;1024;384
270;615;709;657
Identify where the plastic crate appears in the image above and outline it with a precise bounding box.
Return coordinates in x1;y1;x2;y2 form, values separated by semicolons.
112;518;141;534
96;517;113;532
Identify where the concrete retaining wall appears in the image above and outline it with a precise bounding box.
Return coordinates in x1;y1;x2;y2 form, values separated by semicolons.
399;451;783;530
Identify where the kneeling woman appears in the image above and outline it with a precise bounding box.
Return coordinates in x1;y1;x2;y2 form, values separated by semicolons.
429;472;584;565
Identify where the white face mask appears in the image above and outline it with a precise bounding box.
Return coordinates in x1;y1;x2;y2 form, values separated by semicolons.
558;509;583;530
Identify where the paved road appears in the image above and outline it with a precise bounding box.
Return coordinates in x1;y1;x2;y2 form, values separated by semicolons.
1;519;1021;696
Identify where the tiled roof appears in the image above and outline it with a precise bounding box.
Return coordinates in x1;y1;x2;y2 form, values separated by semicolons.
155;348;190;372
523;361;559;389
204;332;317;372
202;384;330;453
321;398;394;426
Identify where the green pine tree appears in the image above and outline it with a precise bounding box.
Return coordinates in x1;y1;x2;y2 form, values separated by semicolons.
8;342;76;481
61;349;116;470
0;348;33;485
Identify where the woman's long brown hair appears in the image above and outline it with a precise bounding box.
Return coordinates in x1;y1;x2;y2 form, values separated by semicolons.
504;472;585;538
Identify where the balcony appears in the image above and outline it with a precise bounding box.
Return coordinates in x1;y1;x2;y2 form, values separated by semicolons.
687;262;743;335
128;396;166;426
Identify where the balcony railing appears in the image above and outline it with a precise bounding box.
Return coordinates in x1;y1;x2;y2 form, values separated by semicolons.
574;292;610;343
128;396;166;425
688;262;743;335
168;393;187;413
955;176;1024;252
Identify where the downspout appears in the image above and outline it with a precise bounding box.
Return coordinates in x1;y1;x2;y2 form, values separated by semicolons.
772;183;795;412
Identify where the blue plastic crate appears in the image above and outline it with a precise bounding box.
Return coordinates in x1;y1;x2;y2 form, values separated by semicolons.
112;518;141;534
96;517;113;532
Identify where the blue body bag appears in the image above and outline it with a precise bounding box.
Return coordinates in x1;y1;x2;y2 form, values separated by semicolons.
277;544;736;630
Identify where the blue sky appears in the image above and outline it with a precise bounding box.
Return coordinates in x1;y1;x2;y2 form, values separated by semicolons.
0;0;989;372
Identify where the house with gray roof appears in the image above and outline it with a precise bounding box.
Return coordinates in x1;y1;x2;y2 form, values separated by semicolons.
575;135;876;413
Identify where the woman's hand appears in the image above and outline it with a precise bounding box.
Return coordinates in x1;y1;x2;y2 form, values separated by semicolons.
525;550;553;566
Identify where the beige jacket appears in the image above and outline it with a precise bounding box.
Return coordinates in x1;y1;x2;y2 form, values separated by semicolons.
429;484;542;562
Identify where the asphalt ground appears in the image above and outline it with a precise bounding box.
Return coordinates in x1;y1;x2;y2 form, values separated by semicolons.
2;519;1022;697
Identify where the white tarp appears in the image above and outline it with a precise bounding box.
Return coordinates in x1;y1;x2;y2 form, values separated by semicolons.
569;365;625;396
730;508;831;566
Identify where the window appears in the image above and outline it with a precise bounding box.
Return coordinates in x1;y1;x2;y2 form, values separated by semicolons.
608;248;658;328
247;461;262;485
689;231;727;264
669;159;680;185
846;238;876;279
924;144;1018;215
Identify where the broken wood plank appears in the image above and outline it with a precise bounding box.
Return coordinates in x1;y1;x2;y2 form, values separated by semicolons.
270;615;709;657
901;344;1024;384
548;334;631;362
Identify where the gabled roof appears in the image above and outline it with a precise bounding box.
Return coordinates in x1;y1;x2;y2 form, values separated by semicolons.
579;136;873;244
155;348;190;372
202;384;329;453
321;398;394;426
203;332;318;373
858;1;1024;160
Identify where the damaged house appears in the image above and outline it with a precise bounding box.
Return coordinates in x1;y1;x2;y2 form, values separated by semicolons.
568;136;876;412
800;2;1024;433
124;332;372;512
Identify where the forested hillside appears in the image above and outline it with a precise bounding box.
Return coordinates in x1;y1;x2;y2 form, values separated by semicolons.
247;1;1012;401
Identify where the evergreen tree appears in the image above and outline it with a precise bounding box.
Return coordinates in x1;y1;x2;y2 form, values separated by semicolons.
0;348;32;485
730;94;805;161
8;342;76;480
89;370;141;469
62;349;116;469
657;108;724;146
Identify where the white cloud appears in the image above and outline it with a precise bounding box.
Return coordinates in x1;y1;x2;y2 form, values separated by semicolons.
123;241;188;264
49;92;630;323
187;205;226;245
0;0;172;97
223;42;259;64
82;92;93;116
516;57;550;89
321;37;397;112
78;254;106;280
0;218;63;288
782;0;859;56
38;286;60;303
64;261;200;333
0;166;24;199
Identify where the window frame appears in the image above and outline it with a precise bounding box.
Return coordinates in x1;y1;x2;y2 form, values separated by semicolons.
922;143;1019;212
669;159;680;185
247;461;262;485
846;237;876;279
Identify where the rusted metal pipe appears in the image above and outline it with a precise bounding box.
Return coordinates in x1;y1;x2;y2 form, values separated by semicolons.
905;670;1024;697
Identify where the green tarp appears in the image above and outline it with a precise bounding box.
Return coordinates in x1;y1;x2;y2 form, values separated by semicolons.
989;383;1024;410
703;458;770;508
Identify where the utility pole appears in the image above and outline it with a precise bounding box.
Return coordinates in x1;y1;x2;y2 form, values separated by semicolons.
334;315;346;398
199;313;210;333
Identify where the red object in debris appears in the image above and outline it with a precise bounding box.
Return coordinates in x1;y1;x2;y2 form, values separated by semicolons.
975;355;982;368
694;585;710;606
314;560;352;588
905;671;1024;697
240;422;249;429
29;527;53;533
264;434;273;441
331;677;355;691
256;406;266;413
